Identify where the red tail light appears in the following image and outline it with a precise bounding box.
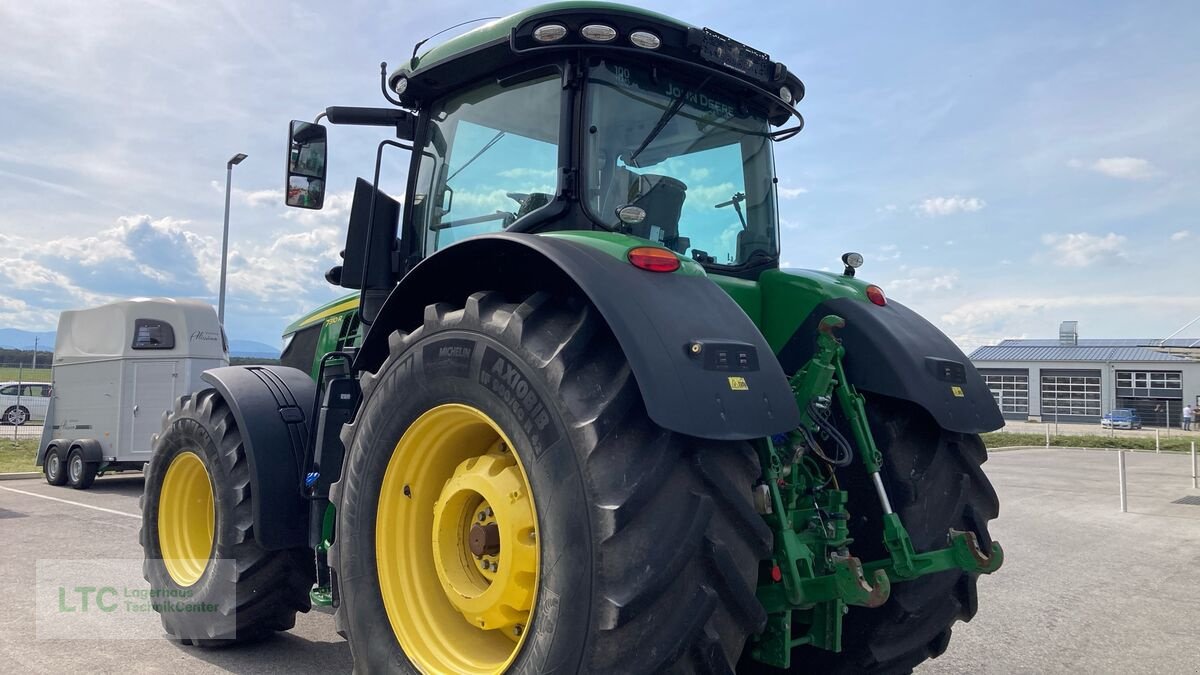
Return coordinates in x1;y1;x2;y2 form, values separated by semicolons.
866;285;887;306
627;246;680;273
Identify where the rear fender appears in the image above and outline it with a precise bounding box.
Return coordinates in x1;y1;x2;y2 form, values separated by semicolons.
778;297;1003;434
354;233;801;440
199;366;316;550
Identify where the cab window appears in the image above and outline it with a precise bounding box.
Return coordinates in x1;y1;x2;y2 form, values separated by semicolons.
412;70;562;255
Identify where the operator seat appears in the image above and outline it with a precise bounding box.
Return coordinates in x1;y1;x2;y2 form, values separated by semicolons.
618;168;689;254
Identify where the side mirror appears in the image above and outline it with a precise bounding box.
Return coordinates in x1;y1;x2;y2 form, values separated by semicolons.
286;120;327;209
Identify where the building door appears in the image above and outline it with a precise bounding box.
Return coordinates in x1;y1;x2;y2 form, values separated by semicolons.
1040;369;1102;423
131;361;178;458
1115;370;1183;428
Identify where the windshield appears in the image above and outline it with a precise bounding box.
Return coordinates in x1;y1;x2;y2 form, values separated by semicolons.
583;60;779;266
411;71;562;255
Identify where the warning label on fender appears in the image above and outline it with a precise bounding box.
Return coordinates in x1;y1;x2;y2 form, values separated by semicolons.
478;347;560;457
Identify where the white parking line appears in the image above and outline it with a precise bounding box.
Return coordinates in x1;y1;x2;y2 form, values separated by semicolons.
0;485;140;519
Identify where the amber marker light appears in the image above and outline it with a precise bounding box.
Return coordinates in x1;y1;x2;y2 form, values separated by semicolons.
627;246;680;273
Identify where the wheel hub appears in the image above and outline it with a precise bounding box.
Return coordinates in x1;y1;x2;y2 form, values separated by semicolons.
432;451;537;637
376;403;541;674
158;451;215;587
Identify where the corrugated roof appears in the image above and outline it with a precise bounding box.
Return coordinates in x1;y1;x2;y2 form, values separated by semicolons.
970;345;1195;362
996;338;1200;348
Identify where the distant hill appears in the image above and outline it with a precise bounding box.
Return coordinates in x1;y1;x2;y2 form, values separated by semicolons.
228;339;281;359
0;328;56;351
0;329;280;359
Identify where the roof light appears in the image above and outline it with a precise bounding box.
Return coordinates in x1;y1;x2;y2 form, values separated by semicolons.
841;251;863;277
616;205;646;224
779;86;793;105
393;76;408;96
628;246;680;273
532;23;568;43
866;285;887;306
580;24;617;42
629;30;661;49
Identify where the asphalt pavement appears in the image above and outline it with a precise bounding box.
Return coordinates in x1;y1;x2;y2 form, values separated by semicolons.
1;447;1197;673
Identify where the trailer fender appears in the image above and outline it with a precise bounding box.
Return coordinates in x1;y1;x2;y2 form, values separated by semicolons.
778;297;1004;434
36;438;73;467
199;366;317;550
354;232;801;440
68;438;104;464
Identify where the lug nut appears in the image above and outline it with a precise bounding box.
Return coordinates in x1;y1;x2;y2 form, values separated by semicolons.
513;624;523;637
478;512;487;522
485;507;494;518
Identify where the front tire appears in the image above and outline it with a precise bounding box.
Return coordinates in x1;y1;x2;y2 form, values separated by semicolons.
4;406;28;426
44;447;67;486
331;291;770;674
140;390;314;645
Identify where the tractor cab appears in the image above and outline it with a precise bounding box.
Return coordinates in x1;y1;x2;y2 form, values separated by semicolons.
285;4;806;300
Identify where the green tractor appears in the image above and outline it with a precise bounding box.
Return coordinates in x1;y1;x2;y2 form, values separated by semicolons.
140;3;1003;672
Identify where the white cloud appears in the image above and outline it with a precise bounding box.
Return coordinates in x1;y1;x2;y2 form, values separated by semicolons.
1039;232;1127;267
915;195;986;217
1067;156;1158;180
874;244;901;261
940;294;1192;353
887;268;960;297
1170;230;1191;242
777;186;808;199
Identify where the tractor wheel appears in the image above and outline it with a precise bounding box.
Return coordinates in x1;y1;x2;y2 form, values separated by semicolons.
44;446;67;486
140;390;314;646
330;290;770;674
67;448;98;489
781;396;999;674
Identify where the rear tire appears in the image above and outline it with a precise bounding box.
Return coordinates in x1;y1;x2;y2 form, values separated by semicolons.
140;390;314;645
44;447;67;486
782;397;999;673
67;448;97;489
331;290;770;674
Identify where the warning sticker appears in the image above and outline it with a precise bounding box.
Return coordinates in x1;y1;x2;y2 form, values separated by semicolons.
728;376;749;391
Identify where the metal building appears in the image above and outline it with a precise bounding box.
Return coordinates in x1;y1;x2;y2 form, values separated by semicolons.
968;322;1200;428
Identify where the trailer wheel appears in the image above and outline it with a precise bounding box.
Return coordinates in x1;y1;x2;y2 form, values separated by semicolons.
783;396;999;674
44;446;67;486
66;448;97;489
4;405;29;426
331;291;770;674
140;390;314;646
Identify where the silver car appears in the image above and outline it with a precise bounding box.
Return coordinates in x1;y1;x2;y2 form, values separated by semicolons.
0;381;52;426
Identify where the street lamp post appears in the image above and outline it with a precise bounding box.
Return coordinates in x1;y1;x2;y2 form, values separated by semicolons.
219;153;248;324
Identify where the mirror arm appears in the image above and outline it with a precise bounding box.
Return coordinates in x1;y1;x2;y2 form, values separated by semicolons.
380;61;404;106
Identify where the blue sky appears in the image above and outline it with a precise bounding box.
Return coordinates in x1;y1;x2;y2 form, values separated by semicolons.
0;1;1197;350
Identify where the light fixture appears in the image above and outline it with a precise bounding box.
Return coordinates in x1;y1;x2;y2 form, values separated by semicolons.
779;86;793;105
617;205;646;224
866;285;887;306
629;30;661;49
841;251;863;277
580;24;617;42
532;23;568;43
228;153;247;168
393;76;408;96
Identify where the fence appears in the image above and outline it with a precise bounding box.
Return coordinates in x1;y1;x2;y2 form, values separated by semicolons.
0;356;52;441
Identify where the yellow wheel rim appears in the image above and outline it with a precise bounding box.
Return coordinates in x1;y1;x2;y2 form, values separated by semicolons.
378;404;540;674
158;451;215;587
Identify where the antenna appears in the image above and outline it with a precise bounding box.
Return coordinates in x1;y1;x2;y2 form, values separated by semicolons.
411;16;500;61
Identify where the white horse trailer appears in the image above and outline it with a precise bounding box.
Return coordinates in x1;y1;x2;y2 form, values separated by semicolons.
37;298;229;488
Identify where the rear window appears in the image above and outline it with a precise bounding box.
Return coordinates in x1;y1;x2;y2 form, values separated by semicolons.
132;318;176;350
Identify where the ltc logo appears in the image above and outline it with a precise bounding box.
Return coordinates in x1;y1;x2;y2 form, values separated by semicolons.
58;586;120;613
